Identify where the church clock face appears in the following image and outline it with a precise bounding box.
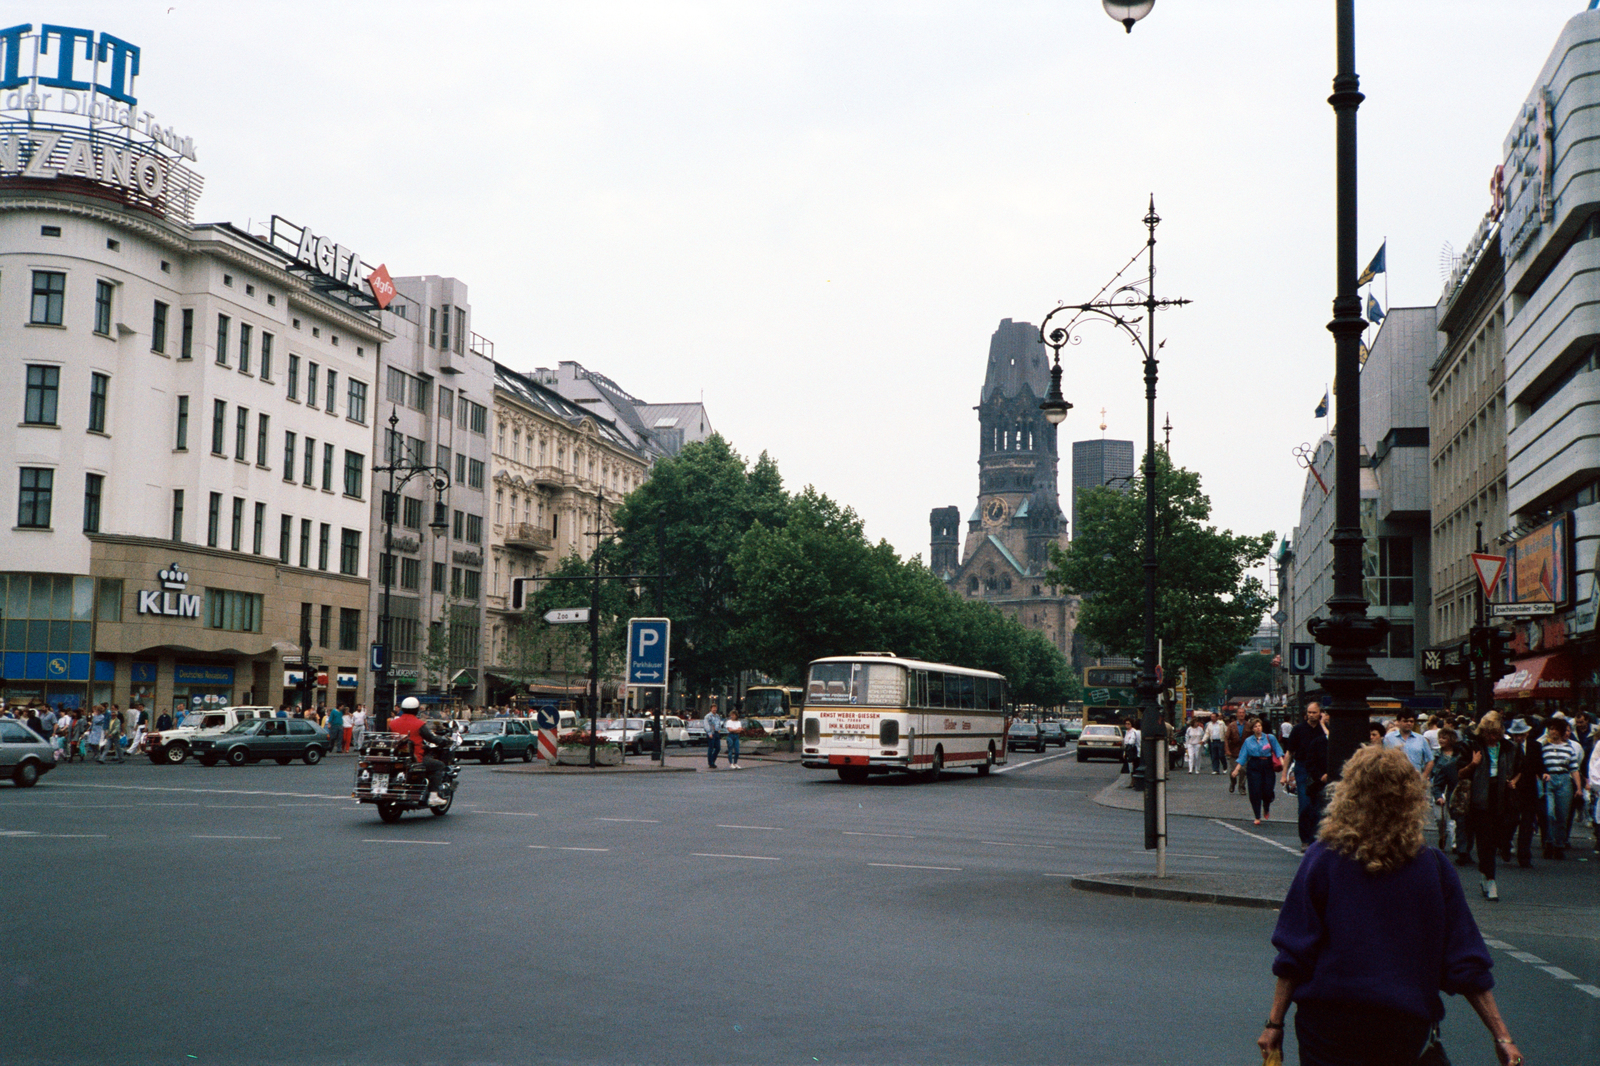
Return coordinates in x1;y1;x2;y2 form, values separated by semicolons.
983;498;1007;525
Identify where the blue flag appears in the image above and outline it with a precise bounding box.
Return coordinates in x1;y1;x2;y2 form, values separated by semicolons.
1357;241;1386;286
1314;389;1329;418
1366;293;1385;325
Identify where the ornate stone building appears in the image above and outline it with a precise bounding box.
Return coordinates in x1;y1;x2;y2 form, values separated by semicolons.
930;319;1078;660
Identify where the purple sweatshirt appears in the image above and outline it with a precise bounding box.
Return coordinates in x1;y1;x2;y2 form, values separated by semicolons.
1271;842;1493;1022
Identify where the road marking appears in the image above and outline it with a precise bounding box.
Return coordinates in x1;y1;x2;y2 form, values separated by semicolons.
1508;951;1547;965
717;824;784;831
1043;873;1072;878
869;862;962;871
1209;819;1303;856
980;841;1056;849
843;831;915;838
1539;966;1579;980
992;749;1079;774
362;839;450;845
692;852;780;861
1483;939;1596;998
557;846;609;852
51;782;348;800
203;805;276;809
597;817;660;823
0;831;108;838
1483;939;1516;950
1576;985;1600;998
471;811;540;817
192;835;281;840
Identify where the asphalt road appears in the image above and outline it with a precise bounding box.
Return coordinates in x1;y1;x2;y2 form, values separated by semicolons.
3;747;1593;1065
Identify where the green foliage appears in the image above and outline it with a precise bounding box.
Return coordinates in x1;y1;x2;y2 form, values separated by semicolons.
525;552;632;683
1210;652;1275;702
1047;450;1274;698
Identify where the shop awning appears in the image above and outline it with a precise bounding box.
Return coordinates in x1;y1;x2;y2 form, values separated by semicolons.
1492;654;1575;699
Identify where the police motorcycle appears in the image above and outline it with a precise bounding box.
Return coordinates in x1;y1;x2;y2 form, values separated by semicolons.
352;708;461;823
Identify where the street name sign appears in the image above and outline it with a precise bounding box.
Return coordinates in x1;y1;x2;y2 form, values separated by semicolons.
1490;602;1555;617
627;617;671;687
544;608;590;624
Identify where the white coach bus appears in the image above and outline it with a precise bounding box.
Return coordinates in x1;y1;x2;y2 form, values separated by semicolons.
799;653;1010;782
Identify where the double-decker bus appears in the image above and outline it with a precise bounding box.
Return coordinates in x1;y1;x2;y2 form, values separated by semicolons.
740;685;803;718
1083;665;1139;727
800;653;1009;782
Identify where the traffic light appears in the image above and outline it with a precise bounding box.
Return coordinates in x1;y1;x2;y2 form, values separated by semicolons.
1468;626;1490;663
1489;629;1515;680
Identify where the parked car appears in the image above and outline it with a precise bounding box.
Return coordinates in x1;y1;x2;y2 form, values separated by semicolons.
190;719;330;766
1007;720;1047;753
145;706;277;765
684;719;708;746
600;717;689;754
455;718;539;764
1061;717;1084;741
1;719;54;787
1075;724;1124;762
1039;721;1068;748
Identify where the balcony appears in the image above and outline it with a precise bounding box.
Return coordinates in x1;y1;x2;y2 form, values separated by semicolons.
504;523;554;553
529;465;567;490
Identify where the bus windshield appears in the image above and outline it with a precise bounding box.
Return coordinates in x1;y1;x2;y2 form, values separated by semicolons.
806;662;906;706
741;689;789;717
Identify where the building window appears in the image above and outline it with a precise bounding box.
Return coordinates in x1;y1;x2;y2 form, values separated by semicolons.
287;354;300;400
24;365;60;425
343;451;365;498
260;333;273;380
400;557;421;590
279;514;291;562
441;304;451;351
18;468;53;528
466;514;482;544
325;369;337;414
495;489;503;523
151;301;169;353
211;399;226;454
239;323;252;374
402;496;422;530
86;373;109;433
437;446;451;475
256;413;270;466
207;492;221;547
171;489;184;542
303;436;315;486
253;501;265;554
205;589;263;633
82;473;103;533
462;569;480;602
453;509;464;539
468;458;484;489
439;387;454;425
339;608;360;651
231;497;244;551
378;553;396;586
30;271;65;325
180;308;194;358
433;561;446;593
318;523;331;571
428;307;437;347
322;442;334;492
283;431;297;481
299;518;311;568
387;366;406;404
450;566;462;597
173;395;189;451
319;604;332;648
456;454;466;484
91;279;113;335
215;314;230;365
339;529;361;576
306;362;319;409
409;375;430;414
235;407;249;461
347;379;367;424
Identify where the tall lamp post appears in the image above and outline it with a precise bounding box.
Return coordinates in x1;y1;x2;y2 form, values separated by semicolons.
372;407;451;731
1109;1;1382;776
1038;199;1189;875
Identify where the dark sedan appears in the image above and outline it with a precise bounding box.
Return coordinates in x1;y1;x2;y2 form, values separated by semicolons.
455;718;539;763
1007;721;1047;753
191;719;330;766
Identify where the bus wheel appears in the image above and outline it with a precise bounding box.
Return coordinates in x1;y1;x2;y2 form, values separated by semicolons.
977;747;993;776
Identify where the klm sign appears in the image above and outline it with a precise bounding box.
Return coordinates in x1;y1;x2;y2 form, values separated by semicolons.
137;563;200;620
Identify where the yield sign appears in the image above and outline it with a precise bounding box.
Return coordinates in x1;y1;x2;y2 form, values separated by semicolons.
1470;553;1507;600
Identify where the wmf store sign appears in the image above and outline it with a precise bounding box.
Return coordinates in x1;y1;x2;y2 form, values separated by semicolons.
0;23;205;222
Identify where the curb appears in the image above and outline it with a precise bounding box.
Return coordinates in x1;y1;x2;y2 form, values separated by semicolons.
1068;874;1283;910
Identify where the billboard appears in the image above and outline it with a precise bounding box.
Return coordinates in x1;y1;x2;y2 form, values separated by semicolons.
1506;513;1570;608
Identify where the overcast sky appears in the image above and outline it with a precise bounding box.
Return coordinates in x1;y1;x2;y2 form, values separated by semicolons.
36;1;1591;578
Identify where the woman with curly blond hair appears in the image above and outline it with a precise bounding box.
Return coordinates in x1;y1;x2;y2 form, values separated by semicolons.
1256;746;1523;1066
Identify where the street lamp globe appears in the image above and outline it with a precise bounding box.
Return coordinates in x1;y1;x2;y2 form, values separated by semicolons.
1040;360;1072;425
1103;0;1155;33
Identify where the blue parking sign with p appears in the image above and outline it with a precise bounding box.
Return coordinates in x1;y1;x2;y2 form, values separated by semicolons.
627;618;671;687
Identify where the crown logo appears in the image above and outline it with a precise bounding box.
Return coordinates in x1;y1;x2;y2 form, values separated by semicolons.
159;563;190;590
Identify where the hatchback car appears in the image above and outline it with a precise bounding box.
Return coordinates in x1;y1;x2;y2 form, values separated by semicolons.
1;719;54;787
1075;724;1125;762
1007;721;1047;753
191;719;330;766
455;718;539;763
1039;721;1068;748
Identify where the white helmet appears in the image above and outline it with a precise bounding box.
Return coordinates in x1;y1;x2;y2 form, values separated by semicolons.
400;696;421;711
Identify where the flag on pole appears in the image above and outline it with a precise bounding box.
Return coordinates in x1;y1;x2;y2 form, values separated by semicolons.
1366;293;1385;325
1358;340;1370;365
1314;389;1329;418
1357;241;1387;286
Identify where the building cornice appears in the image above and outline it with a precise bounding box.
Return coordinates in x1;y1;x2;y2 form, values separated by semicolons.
88;533;371;586
0;193;191;253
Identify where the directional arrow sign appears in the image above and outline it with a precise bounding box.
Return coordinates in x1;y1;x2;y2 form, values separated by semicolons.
1470;553;1507;601
544;608;590;624
627;617;671;688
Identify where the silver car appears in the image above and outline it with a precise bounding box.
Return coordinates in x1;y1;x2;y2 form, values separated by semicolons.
1;719;55;787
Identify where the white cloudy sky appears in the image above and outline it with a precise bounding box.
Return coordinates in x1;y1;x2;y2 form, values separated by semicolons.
38;1;1590;573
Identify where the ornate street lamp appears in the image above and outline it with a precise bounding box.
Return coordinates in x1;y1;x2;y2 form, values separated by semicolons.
1038;198;1189;875
1103;0;1155;33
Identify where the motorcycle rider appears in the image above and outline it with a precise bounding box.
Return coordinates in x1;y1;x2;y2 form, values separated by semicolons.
389;697;451;807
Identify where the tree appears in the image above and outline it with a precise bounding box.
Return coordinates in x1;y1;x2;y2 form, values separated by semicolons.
1210;651;1275;702
1046;450;1273;698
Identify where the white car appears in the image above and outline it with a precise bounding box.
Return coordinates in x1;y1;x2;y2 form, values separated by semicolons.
599;716;688;754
